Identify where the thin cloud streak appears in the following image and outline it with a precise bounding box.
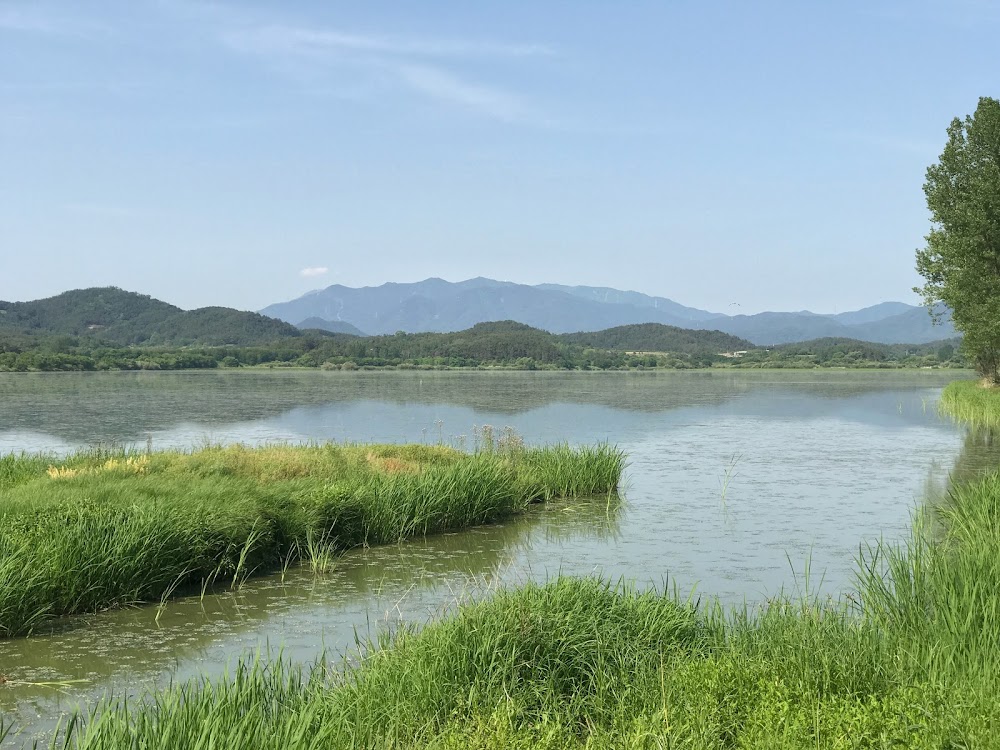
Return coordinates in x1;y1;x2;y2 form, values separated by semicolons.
215;16;554;126
222;25;553;61
396;64;535;122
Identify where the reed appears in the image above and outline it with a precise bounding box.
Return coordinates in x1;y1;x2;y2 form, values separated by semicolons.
48;577;988;749
0;441;624;638
939;378;1000;431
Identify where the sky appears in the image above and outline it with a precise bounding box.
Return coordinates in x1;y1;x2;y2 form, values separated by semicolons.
1;1;998;315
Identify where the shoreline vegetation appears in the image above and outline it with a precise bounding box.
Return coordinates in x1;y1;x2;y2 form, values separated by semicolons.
14;380;999;748
0;438;625;640
2;319;963;373
939;379;1000;431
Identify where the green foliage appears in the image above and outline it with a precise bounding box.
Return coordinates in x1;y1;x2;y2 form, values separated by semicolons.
732;337;964;369
915;97;1000;381
51;574;996;749
0;287;179;335
0;288;300;347
560;322;751;354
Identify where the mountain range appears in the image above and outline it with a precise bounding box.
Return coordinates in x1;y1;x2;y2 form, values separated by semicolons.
260;278;955;345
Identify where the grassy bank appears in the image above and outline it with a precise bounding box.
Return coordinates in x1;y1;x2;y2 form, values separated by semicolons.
35;379;1000;749
45;569;998;749
939;378;1000;431
0;440;624;638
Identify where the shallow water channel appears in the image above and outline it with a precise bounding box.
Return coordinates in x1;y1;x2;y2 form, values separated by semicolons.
0;370;994;743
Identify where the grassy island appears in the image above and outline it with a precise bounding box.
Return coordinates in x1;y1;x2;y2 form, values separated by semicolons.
0;439;624;639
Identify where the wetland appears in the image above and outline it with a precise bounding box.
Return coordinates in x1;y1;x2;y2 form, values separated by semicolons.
0;369;990;746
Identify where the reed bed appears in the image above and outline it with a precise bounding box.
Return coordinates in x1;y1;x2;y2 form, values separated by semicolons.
39;378;1000;748
939;378;1000;431
50;578;988;749
0;441;625;638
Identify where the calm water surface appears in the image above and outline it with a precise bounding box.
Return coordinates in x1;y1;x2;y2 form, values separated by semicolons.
0;370;991;743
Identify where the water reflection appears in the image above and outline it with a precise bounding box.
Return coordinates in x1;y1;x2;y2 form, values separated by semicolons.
0;370;967;452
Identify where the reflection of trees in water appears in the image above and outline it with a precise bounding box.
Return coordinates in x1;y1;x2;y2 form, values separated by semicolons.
948;428;1000;487
0;492;624;732
0;370;962;446
917;428;1000;536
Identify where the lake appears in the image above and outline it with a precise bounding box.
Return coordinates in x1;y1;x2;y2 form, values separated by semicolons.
0;369;991;742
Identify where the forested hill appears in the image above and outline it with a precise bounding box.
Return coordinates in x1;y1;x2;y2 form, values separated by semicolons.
560;323;751;354
0;287;301;346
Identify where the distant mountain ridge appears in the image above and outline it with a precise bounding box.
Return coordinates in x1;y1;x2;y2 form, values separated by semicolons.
260;278;956;345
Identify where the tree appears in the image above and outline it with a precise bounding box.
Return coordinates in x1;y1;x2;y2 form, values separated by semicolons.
916;97;1000;381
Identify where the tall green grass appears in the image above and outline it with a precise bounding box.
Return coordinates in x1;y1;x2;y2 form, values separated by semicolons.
939;378;1000;431
49;579;986;749
0;441;624;638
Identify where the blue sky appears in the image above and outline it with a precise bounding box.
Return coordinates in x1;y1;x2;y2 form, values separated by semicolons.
1;1;997;314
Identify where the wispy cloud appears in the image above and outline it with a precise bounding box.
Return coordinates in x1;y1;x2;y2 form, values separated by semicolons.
300;267;329;278
396;64;537;123
223;25;553;61
210;13;553;125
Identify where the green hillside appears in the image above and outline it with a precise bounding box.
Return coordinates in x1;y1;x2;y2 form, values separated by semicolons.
737;337;963;367
0;287;178;336
0;288;300;346
560;323;752;353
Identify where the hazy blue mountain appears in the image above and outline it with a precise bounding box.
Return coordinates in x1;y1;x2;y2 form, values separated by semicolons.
296;317;367;336
711;312;849;345
845;305;954;345
260;277;706;334
708;305;954;345
260;278;956;345
535;283;724;322
825;302;915;326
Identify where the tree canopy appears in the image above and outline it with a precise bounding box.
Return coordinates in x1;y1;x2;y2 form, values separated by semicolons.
916;96;1000;381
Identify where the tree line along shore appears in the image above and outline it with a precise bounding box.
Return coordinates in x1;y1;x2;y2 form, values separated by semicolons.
1;322;964;372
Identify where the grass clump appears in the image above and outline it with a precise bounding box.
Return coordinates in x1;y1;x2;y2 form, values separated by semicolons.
0;441;624;637
939;378;1000;431
49;578;985;749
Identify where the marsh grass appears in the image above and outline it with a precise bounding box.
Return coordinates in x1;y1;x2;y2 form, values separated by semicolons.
939;378;1000;431
46;577;987;750
0;441;624;638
